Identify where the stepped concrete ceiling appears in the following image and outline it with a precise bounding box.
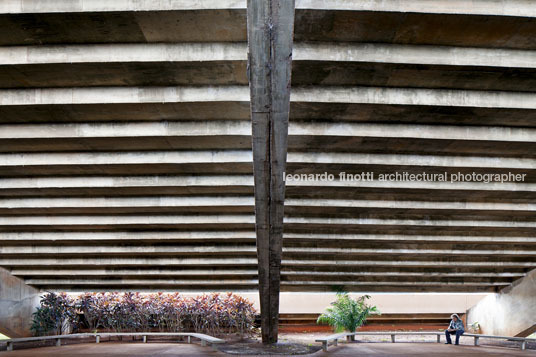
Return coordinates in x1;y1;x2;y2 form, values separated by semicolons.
0;0;535;299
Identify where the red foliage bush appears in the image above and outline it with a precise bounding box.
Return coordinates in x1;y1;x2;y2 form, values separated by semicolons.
34;292;256;336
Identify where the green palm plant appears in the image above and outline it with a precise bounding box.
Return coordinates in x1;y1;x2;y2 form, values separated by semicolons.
317;292;379;333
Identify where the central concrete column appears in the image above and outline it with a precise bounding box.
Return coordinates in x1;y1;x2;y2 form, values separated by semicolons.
247;0;295;344
0;267;40;337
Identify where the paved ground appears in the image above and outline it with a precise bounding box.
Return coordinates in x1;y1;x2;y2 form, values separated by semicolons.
2;342;535;356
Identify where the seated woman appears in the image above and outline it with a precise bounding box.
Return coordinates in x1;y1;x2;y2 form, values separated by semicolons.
445;314;464;345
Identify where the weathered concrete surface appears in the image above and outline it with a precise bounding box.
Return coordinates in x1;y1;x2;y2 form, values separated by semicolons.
467;269;536;337
0;10;247;45
0;267;39;338
247;0;294;343
294;9;536;49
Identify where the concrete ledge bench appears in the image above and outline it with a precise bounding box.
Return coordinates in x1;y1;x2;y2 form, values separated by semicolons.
92;332;225;351
2;332;225;352
316;331;535;351
464;333;536;351
315;332;349;352
3;333;92;351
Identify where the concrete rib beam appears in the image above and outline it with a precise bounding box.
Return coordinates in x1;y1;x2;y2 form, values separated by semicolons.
282;247;536;256
0;86;249;106
0;175;253;189
3;42;535;69
0;257;258;266
285;199;536;211
6;245;533;256
281;280;510;287
0;175;532;192
3;197;533;211
0;0;247;13
0;231;256;242
295;0;536;17
293;43;536;69
0;43;247;65
2;86;536;109
10;269;522;278
0;215;255;226
289;122;536;142
0;121;251;139
291;87;536;109
0;196;254;209
285;179;536;192
281;271;525;278
1;121;533;142
283;217;536;228
24;278;258;286
0;150;252;166
283;233;536;244
0;245;256;255
282;259;536;268
287;152;535;169
11;268;259;276
2;0;534;17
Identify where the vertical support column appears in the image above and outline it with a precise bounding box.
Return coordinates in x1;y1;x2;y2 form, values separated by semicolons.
247;0;295;345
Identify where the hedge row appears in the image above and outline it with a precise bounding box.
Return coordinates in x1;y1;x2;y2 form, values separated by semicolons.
31;292;256;336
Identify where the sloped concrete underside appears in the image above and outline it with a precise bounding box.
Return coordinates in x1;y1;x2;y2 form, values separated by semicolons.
0;0;533;316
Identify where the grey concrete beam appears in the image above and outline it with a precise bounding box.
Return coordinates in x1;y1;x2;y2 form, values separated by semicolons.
4;197;534;212
24;278;258;286
3;86;535;109
283;247;536;257
0;231;256;243
4;42;536;69
289;122;536;143
281;280;509;287
285;178;536;192
287;152;534;169
0;43;246;65
1;175;532;194
3;0;535;17
0;214;255;226
0;86;249;106
282;259;536;268
0;245;256;255
281;271;525;278
295;0;536;17
0;121;250;139
3;121;533;142
0;257;258;267
0;196;253;209
291;87;536;109
0;150;252;166
283;233;536;244
294;43;536;69
11;268;258;276
0;175;253;190
0;0;246;13
11;268;522;278
283;217;536;228
285;199;536;212
5;245;533;257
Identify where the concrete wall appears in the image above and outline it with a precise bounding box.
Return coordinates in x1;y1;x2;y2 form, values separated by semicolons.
466;269;536;337
0;268;40;338
164;291;487;314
